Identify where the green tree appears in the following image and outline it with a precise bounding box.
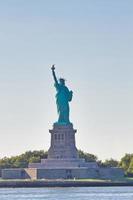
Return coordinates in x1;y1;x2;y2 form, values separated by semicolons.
0;157;12;168
127;158;133;174
29;156;41;163
103;159;119;167
78;150;97;162
119;154;133;171
0;150;48;169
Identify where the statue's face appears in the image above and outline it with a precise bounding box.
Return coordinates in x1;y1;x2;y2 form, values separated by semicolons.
59;79;65;85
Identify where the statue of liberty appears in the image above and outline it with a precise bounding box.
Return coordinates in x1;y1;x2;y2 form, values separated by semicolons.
51;65;73;125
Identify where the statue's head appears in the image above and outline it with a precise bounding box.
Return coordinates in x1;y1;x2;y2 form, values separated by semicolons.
59;78;65;85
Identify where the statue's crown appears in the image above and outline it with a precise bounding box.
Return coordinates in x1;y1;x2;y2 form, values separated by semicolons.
59;78;66;82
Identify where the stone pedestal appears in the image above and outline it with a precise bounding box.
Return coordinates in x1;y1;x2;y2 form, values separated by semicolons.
28;124;99;169
48;124;78;159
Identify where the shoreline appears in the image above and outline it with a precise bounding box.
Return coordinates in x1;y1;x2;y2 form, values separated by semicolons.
0;180;133;187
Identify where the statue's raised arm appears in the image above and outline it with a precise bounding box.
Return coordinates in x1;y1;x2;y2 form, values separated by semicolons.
51;65;58;84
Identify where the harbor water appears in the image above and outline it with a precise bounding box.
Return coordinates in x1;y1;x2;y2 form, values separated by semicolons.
0;187;133;200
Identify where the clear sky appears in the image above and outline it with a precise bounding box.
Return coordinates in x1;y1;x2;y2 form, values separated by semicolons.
0;0;133;161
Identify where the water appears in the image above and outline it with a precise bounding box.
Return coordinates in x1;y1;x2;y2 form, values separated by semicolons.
0;187;133;200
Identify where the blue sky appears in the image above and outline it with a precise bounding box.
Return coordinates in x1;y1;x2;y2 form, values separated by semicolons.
0;0;133;160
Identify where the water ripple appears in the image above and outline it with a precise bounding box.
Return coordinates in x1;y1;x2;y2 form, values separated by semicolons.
0;187;133;200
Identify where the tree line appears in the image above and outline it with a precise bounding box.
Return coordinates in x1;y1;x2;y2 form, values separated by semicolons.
0;150;133;176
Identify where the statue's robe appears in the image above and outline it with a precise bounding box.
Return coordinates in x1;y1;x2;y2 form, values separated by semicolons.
54;83;72;124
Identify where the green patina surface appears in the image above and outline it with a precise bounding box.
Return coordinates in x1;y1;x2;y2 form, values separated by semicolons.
51;65;73;125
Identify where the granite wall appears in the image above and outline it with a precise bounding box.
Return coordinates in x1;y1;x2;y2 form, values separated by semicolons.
1;167;124;179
